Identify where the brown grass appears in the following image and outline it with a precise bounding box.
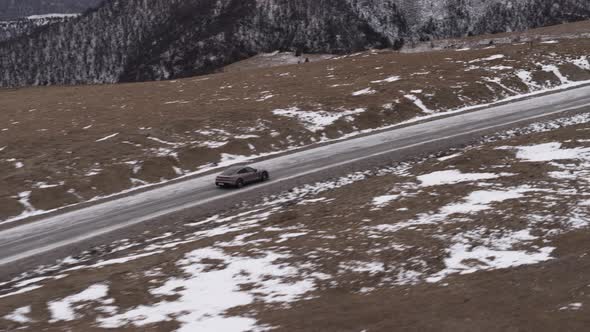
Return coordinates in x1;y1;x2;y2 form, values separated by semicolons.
1;22;590;221
2;112;590;331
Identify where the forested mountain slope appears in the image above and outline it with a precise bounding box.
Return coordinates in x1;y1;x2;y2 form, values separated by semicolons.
0;15;78;42
0;0;100;20
1;0;589;87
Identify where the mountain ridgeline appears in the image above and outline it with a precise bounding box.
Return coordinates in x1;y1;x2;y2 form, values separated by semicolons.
0;15;79;42
0;0;101;20
1;0;590;87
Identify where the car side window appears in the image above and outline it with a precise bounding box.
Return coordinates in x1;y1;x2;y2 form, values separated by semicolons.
238;168;248;174
245;167;255;173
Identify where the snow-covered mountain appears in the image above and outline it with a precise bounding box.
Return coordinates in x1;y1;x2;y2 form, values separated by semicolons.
1;0;589;87
0;0;100;20
0;14;79;42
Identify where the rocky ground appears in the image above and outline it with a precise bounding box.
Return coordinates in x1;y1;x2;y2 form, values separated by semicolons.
1;111;590;331
2;21;590;223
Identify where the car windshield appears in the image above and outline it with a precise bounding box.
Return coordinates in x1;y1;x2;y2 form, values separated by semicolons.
221;166;243;175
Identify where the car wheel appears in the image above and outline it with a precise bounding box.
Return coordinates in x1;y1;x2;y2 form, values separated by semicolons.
236;179;244;188
261;172;269;182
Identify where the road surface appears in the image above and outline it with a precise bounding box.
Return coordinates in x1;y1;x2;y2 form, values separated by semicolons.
1;85;590;277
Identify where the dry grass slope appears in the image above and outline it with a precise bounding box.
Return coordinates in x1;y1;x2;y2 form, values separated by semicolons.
1;21;590;222
1;112;590;331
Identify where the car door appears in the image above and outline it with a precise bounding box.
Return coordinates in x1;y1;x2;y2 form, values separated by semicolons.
237;168;250;183
243;167;258;183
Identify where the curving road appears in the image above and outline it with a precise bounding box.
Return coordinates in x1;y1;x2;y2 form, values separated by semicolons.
1;85;590;276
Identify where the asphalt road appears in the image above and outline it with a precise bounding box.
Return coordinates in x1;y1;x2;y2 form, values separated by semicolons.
1;85;590;277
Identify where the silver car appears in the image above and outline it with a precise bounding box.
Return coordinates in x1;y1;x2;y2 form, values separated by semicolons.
215;165;269;188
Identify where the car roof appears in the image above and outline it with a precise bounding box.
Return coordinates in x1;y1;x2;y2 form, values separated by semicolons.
221;165;247;175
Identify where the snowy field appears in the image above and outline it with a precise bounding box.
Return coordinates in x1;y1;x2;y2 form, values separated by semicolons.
2;112;590;331
2;36;590;224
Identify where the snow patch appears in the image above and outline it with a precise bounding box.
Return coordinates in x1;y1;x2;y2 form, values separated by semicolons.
277;232;308;243
404;94;434;114
66;251;163;271
428;229;554;283
370;76;400;84
541;64;570;84
272;107;365;132
559;303;583;311
163;100;190;105
469;54;505;63
49;284;109;322
571;56;590;70
3;306;32;323
0;285;42;299
441;189;528;215
437;153;462;161
95;133;119;142
98;249;316;331
498;142;590;162
339;261;385;275
516;70;540;89
488;65;513;71
372;195;399;208
199;141;228;149
352;88;377;96
417;170;504;187
27;13;80;20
